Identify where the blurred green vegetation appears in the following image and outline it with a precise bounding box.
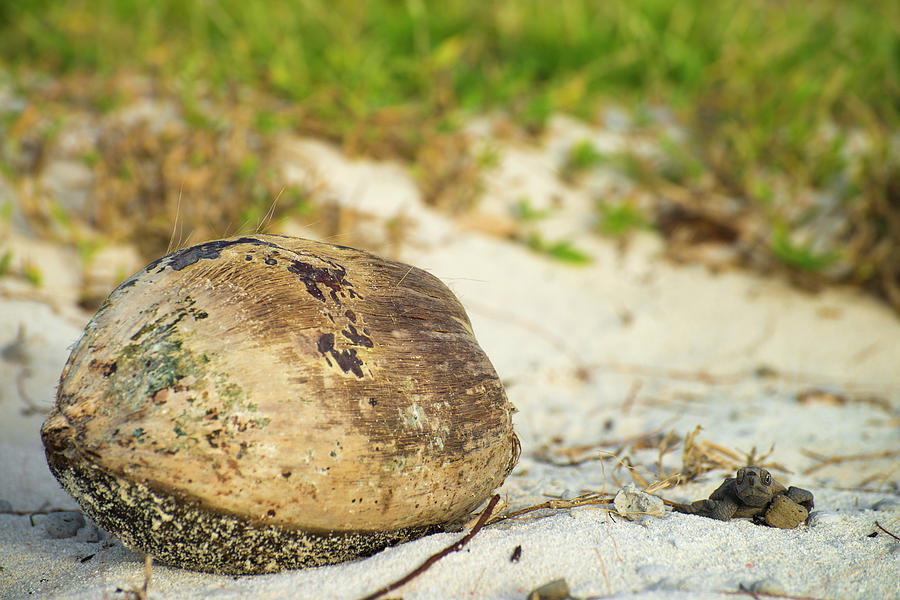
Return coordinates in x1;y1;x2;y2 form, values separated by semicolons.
526;235;593;265
2;1;897;157
1;0;899;305
597;202;652;237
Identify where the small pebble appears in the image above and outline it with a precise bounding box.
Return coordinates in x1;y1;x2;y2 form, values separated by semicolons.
527;578;573;600
613;484;666;522
0;499;12;512
46;511;86;539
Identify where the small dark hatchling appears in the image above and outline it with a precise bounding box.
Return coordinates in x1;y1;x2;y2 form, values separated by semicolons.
682;466;814;528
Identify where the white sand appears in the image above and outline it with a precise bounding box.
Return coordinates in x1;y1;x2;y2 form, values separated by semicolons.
1;120;898;599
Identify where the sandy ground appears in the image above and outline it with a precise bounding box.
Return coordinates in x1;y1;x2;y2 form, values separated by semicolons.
1;119;898;599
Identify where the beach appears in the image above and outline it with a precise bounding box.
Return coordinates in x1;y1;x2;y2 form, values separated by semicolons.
1;124;898;599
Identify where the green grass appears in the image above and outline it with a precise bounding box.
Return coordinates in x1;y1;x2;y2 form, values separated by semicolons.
0;250;11;277
22;262;42;287
4;3;897;194
511;198;551;222
2;2;896;153
526;235;592;265
563;141;607;180
770;225;842;272
1;0;899;305
597;202;651;236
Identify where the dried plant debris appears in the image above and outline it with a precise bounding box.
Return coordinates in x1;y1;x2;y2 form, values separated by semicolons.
656;192;753;270
795;388;893;413
6;80;311;265
875;521;900;541
513;425;836;530
650;141;900;315
4;78;483;265
681;426;788;482
118;554;153;600
534;423;786;494
485;492;614;527
534;419;680;468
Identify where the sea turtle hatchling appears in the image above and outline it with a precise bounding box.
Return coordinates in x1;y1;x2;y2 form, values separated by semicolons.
677;466;814;528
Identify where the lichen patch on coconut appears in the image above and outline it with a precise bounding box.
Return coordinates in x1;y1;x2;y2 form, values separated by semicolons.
45;453;430;575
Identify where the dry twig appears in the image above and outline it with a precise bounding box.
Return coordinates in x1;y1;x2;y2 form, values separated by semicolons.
853;466;898;490
801;449;900;475
875;521;900;541
485;491;615;526
359;495;500;600
121;554;153;600
621;380;642;414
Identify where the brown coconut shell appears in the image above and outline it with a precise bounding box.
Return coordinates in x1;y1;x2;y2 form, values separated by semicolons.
41;234;518;574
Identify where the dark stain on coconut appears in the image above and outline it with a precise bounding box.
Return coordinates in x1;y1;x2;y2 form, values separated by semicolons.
317;333;335;355
286;259;358;305
152;237;282;272
331;349;364;378
342;324;373;348
317;332;365;378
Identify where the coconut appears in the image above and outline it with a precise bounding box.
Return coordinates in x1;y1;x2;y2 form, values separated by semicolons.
41;234;518;574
